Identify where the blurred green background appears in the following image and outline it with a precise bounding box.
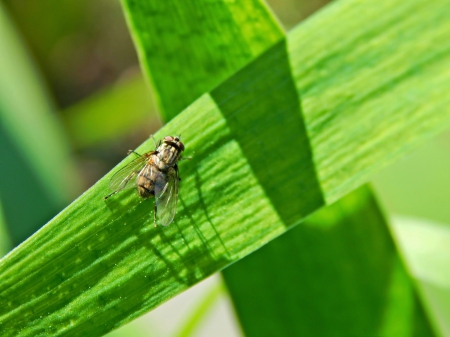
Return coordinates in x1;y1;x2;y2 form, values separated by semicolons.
1;0;450;336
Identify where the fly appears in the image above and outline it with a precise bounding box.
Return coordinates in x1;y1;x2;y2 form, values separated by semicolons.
104;135;185;227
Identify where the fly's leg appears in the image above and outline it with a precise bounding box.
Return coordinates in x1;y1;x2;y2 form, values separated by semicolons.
103;190;118;200
127;150;141;157
150;134;157;148
154;203;158;227
149;134;163;148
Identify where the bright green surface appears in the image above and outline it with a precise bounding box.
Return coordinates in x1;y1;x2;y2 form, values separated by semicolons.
0;4;78;245
223;186;434;336
1;0;450;335
121;0;283;121
290;0;450;204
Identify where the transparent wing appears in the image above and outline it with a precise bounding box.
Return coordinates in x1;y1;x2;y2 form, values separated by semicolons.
154;167;179;227
108;155;148;192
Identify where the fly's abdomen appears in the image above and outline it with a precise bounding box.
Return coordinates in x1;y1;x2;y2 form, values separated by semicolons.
137;175;155;198
137;164;157;198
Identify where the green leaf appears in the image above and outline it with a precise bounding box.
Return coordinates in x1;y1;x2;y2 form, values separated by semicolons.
0;3;78;245
121;0;283;121
223;186;434;336
1;0;450;335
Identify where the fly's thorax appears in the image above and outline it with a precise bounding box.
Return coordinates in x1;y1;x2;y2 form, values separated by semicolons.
156;143;182;168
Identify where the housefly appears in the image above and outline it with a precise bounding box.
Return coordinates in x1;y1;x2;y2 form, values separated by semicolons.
104;135;185;227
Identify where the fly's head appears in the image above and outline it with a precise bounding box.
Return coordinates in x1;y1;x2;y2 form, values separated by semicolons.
163;135;185;152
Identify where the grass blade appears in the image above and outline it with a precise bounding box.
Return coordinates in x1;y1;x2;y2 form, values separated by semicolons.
223;186;435;336
121;0;283;121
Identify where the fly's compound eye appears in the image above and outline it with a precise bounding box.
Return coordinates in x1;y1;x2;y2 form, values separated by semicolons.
164;136;174;142
178;141;185;151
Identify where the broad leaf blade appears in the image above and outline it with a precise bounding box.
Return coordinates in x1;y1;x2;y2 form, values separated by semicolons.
121;0;283;121
223;186;435;336
290;0;450;204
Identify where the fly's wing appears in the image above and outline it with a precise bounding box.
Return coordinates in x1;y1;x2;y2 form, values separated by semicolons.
108;155;148;193
154;167;179;227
